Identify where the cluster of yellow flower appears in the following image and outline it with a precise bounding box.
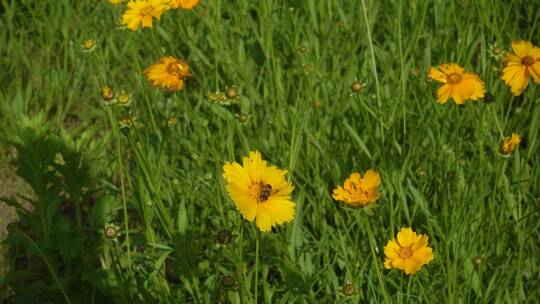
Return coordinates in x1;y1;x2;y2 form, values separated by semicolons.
429;40;540;103
107;0;198;91
101;1;535;276
429;40;539;155
222;151;433;275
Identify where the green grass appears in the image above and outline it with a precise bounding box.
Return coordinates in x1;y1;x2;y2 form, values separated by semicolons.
1;0;540;302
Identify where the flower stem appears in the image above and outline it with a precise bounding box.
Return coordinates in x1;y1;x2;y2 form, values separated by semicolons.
107;108;132;273
360;0;385;141
362;212;391;303
254;230;260;304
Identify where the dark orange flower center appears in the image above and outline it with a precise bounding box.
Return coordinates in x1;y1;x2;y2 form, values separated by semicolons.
521;55;534;66
398;246;413;259
140;6;154;17
446;73;462;85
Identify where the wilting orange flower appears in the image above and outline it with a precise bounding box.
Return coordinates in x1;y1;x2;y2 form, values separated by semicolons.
144;56;191;91
332;170;380;208
122;0;168;31
223;151;295;232
428;63;485;105
500;133;521;155
501;40;540;96
168;0;200;9
384;228;434;275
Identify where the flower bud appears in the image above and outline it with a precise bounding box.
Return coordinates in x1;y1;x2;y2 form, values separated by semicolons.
217;229;232;245
351;80;365;93
100;86;115;101
104;223;120;240
342;283;356;296
226;86;238;99
221;275;236;289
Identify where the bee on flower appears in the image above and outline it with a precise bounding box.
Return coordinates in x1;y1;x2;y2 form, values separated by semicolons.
145;56;191;91
122;0;169;31
332;170;381;208
428;63;485;105
500;133;521;155
168;0;200;9
384;227;434;275
501;40;540;96
222;151;295;232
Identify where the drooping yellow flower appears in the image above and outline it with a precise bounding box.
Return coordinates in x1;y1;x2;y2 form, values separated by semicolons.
501;40;540;96
332;170;380;208
168;0;200;9
223;151;295;232
144;56;191;91
500;133;521;155
122;0;168;31
428;63;485;105
384;228;434;275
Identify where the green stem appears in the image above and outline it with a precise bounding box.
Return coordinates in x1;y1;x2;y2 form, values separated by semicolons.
107;108;133;273
360;0;385;141
362;212;391;304
254;230;260;304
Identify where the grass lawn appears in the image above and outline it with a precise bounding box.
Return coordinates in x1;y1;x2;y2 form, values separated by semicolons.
1;0;539;302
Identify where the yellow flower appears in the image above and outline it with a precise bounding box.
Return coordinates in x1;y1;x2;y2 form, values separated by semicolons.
428;63;485;105
500;133;521;155
122;0;168;31
501;40;540;96
223;151;295;232
82;39;96;51
384;228;434;275
144;56;191;91
332;170;381;208
108;0;124;4
168;0;200;9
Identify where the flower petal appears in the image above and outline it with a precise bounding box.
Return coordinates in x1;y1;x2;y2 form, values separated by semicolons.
428;67;446;83
436;84;453;104
397;228;417;248
511;40;533;57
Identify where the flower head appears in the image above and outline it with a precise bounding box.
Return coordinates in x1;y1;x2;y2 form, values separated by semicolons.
100;86;116;103
223;151;295;232
122;0;168;31
145;56;191;91
82;39;96;52
168;0;200;9
428;63;485;105
332;170;381;208
384;228;434;275
500;133;521;155
108;0;124;4
501;40;540;96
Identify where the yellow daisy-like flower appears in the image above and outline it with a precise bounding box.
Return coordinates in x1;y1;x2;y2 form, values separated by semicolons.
428;63;485;105
168;0;200;9
500;133;521;155
144;56;191;91
332;170;381;208
501;40;540;96
384;228;434;275
122;0;168;31
222;151;295;232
